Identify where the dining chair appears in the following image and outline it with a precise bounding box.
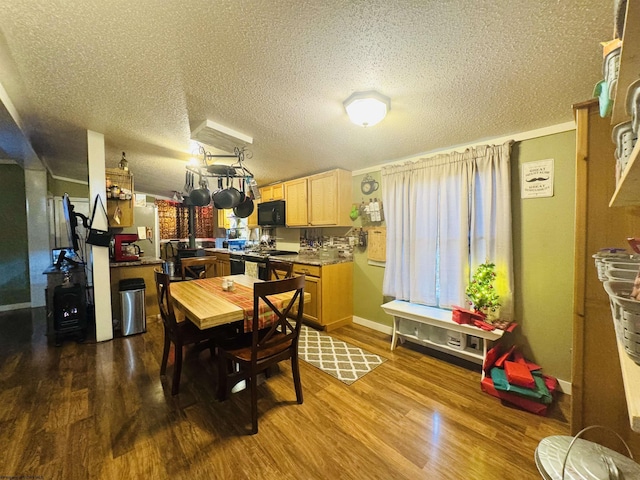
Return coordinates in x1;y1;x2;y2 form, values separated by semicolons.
267;259;294;280
217;275;306;434
180;256;217;281
155;269;227;395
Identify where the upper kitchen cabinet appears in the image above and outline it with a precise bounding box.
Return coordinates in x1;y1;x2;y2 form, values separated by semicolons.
308;169;352;226
259;183;284;202
609;0;640;207
105;168;134;227
284;178;308;226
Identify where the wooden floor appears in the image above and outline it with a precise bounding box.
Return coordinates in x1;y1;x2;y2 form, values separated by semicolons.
0;307;569;479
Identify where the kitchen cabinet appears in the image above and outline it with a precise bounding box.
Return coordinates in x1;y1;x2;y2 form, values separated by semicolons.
217;208;232;230
247;201;258;228
308;169;352;226
105;168;134;227
214;251;231;277
284;178;308;227
572;99;640;454
109;262;161;320
292;261;352;331
259;183;284;202
610;1;640;207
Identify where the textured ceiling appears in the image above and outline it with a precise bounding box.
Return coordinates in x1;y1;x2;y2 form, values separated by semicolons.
0;0;613;197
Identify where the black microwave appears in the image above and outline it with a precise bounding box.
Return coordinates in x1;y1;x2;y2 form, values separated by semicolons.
258;200;286;227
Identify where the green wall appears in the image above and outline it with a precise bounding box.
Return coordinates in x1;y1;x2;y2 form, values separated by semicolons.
47;172;89;197
352;130;576;382
351;170;391;325
511;131;575;381
0;164;30;305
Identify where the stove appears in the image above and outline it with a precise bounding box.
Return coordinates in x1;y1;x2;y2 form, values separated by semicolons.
243;249;298;261
240;250;298;280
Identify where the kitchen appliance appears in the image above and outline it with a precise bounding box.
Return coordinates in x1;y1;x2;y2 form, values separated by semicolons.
113;233;140;262
258;200;286;227
243;249;297;280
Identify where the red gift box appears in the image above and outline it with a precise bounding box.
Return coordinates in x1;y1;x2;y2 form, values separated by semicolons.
481;344;558;416
452;306;485;325
504;360;535;389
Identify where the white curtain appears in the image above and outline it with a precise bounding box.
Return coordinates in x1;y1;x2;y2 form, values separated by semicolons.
381;142;514;322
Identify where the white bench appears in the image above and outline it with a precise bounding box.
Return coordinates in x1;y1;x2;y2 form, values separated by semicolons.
381;300;505;368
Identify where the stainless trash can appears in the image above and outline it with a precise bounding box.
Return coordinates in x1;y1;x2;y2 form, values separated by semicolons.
119;278;146;336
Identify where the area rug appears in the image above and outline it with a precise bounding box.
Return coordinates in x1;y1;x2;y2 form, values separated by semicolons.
298;325;386;385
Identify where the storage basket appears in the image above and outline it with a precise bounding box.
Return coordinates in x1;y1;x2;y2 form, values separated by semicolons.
604;266;639;282
612;121;637;178
603;280;640;363
622;310;640;358
417;323;432;340
593;249;631;281
446;330;466;350
603;46;621;101
398;318;418;336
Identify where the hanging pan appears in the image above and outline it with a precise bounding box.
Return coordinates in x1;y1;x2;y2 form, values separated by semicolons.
233;179;254;218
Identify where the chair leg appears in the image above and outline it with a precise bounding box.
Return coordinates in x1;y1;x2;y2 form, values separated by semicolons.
291;354;303;404
160;333;170;375
250;370;259;435
172;342;183;395
217;356;229;401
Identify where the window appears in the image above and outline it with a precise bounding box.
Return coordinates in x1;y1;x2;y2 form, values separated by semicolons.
381;142;514;322
156;200;215;239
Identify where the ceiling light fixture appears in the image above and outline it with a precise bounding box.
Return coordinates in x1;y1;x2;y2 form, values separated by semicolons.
343;90;390;127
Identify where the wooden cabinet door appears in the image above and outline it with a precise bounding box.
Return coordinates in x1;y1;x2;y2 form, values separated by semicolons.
293;263;321;325
217;209;231;229
260;183;284;202
247;201;259;227
308;171;338;225
284;178;308;226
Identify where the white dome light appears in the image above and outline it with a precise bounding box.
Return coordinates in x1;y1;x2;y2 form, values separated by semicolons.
343;90;390;127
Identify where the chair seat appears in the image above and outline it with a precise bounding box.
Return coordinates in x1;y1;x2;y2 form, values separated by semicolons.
223;333;291;362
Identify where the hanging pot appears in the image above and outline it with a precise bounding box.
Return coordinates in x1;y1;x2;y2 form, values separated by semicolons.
189;176;211;207
212;178;225;209
233;196;254;218
213;175;242;209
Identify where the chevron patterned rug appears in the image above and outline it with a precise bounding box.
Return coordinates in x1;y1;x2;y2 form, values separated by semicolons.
298;325;386;385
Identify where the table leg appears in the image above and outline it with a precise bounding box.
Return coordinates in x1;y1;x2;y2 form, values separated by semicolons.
390;317;399;350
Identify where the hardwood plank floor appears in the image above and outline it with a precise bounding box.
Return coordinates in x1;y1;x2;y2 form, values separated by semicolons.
0;307;568;479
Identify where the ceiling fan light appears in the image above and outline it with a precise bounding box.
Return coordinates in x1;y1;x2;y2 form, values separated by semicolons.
343;90;390;127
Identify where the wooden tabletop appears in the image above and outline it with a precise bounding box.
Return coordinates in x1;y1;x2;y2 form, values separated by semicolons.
170;274;307;330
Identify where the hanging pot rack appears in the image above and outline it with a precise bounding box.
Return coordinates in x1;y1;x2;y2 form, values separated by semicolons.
185;145;255;179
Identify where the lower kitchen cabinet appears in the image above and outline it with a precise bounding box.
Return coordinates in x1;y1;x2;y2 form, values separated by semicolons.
292;261;352;331
206;251;230;277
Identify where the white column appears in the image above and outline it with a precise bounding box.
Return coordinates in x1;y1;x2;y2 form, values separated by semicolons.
87;130;113;342
25;168;49;307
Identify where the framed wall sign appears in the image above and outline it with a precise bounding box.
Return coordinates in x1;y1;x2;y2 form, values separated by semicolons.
521;159;554;199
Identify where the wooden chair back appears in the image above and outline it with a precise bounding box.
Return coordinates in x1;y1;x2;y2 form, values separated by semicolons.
154;269;179;331
181;256;217;280
267;259;294;280
217;275;306;434
251;275;305;356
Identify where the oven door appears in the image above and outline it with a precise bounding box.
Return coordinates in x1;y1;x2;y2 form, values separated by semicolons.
229;255;245;275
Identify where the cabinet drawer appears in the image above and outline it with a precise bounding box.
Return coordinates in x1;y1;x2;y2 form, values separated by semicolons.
293;263;320;277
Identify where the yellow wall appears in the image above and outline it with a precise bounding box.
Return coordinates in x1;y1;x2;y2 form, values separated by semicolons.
353;130;576;382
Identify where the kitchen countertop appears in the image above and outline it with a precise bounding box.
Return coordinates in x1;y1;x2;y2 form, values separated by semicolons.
110;257;164;268
202;248;352;266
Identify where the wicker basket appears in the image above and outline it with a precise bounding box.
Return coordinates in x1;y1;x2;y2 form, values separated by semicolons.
603;280;640;363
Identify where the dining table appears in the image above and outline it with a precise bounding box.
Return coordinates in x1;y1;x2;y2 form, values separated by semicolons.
169;274;309;331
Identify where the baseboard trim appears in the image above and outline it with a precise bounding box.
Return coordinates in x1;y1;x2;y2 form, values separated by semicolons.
0;302;32;312
353;315;393;335
352;315;572;395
